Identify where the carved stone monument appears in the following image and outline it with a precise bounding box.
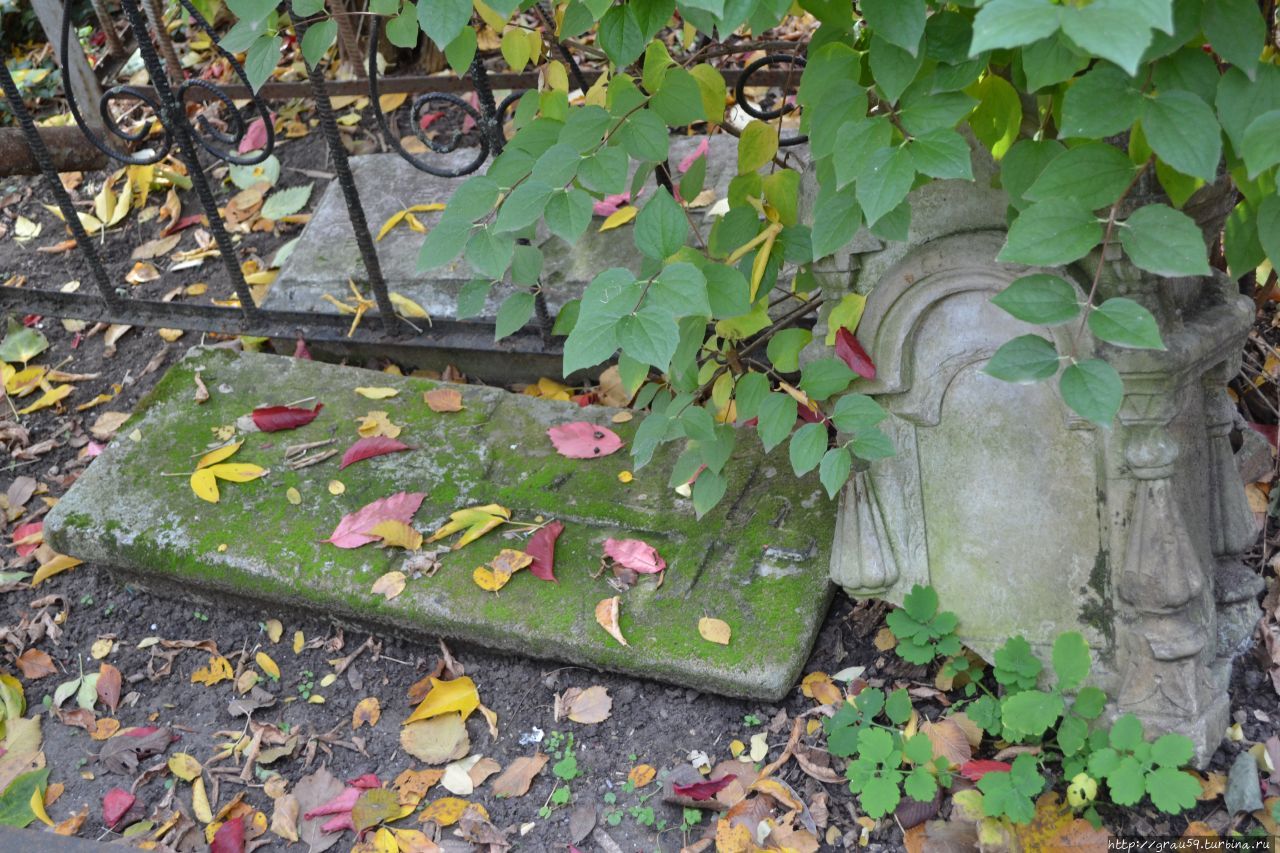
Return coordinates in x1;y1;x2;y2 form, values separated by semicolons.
824;177;1260;762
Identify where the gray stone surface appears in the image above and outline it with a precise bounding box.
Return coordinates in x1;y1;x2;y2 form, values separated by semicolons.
44;348;834;701
264;136;740;325
826;177;1259;762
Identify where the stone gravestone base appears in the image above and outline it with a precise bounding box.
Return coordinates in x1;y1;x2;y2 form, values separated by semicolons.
263;137;739;381
44;348;834;700
831;225;1259;764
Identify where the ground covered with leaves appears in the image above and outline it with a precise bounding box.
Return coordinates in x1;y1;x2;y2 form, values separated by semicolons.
7;7;1280;852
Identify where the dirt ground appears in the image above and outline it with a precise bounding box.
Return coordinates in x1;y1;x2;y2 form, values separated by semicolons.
3;94;1280;851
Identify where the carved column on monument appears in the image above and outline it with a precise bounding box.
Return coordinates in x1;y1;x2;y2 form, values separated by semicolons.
1202;362;1264;679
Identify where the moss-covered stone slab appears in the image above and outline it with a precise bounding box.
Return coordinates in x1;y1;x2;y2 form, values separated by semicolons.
45;349;834;700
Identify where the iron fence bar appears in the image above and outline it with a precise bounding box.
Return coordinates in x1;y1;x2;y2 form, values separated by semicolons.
0;288;561;354
111;0;263;316
136;68;803;103
0;61;120;306
296;15;403;336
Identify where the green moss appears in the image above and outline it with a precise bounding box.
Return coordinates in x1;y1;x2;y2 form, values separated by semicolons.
45;349;835;699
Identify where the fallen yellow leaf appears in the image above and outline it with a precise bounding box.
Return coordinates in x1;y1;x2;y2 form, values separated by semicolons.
355;386;399;399
32;554;82;586
599;205;638;231
192;655;234;686
627;764;656;788
190;469;220;503
196;441;242;468
17;384;72;415
405;676;480;724
192;777;213;823
353;696;381;730
168;753;202;782
371;571;407;601
255;651;281;680
368;521;422;551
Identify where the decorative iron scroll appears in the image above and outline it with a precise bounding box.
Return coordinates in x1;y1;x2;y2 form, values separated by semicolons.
734;53;808;147
60;0;275;167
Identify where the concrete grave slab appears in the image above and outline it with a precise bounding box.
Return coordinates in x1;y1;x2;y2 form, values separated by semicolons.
264;136;738;326
45;348;835;700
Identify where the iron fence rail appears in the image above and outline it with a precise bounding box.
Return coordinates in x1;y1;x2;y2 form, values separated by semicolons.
2;0;806;356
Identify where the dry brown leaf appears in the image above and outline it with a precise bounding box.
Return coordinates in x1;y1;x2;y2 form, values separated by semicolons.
353;696;381;730
698;617;732;645
424;388;464;413
921;719;972;767
491;753;548;798
556;686;613;724
15;648;57;679
401;713;470;765
594;596;627;646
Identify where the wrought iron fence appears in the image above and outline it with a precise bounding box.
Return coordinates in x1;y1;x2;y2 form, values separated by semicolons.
0;0;806;358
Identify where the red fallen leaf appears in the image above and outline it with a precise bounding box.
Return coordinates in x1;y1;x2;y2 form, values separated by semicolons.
959;759;1011;782
572;394;594;407
420;111;443;130
161;213;205;236
603;538;665;574
325;492;426;549
11;521;42;558
348;773;381;788
547;422;624;459
120;726;161;738
252;403;323;432
102;787;135;828
97;662;122;713
796;403;823;425
527;520;564;582
339;436;411;469
293;337;312;360
673;773;737;800
22;315;40;327
210;815;244;853
835;327;876;380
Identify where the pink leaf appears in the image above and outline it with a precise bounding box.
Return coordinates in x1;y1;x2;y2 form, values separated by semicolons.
102;788;135;828
325;492;426;549
527;520;564;582
11;521;42;557
238;114;275;154
593;192;632;217
348;773;381;788
835;327;876;380
304;786;361;820
339;436;411;469
547;422;624;459
673;774;736;800
419;111;443;130
85;441;105;457
293;337;312;360
603;538;665;573
462;92;479;133
211;816;245;853
959;760;1011;782
678;137;710;173
252;403;323;433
